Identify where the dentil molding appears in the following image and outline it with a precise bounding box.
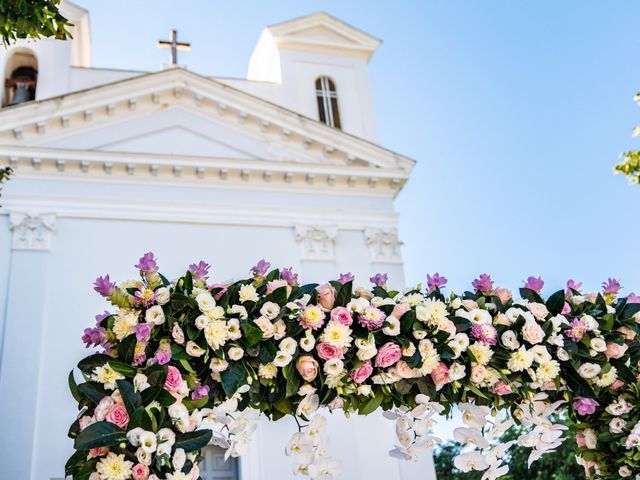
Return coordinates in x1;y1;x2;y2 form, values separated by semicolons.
9;212;57;251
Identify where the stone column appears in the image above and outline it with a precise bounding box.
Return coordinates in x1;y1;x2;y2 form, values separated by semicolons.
0;211;56;479
293;224;338;282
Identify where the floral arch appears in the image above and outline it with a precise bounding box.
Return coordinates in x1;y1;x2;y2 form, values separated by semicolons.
66;253;640;480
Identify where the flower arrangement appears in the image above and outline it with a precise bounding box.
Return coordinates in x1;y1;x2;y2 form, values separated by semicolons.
67;253;640;480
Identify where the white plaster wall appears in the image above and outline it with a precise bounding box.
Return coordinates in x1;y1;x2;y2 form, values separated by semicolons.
69;67;145;92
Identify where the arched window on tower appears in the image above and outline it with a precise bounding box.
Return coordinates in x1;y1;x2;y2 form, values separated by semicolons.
3;48;38;107
315;77;341;129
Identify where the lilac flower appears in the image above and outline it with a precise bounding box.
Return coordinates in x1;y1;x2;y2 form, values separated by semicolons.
251;259;271;277
370;273;388;288
95;310;111;325
191;385;210;400
426;273;447;292
131;323;152;342
135;252;159;274
338;272;354;284
188;260;210;283
93;275;116;297
565;319;588;342
573;397;599;416
602;278;622;295
567;279;583;293
81;326;106;348
209;283;228;301
280;267;299;286
471;323;498;346
524;276;544;293
472;274;493;294
153;344;172;365
134;286;157;307
627;293;640;304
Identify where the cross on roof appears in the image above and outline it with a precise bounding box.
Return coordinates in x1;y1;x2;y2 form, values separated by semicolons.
157;29;191;65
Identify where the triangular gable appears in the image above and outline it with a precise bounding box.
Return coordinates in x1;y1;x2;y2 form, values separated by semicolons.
0;67;413;173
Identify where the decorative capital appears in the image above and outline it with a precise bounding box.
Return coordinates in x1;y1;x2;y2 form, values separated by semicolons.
365;227;402;264
9;212;57;251
294;225;337;261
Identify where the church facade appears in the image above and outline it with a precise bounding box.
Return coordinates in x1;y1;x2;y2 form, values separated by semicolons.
0;3;435;480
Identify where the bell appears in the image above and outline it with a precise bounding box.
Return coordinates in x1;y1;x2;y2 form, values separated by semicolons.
9;82;33;105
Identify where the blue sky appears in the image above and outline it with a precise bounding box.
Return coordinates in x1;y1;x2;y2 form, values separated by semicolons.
73;0;640;297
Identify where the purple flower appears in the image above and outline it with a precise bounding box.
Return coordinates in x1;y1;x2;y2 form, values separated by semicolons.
524;276;544;293
602;278;622;295
472;274;493;294
131;323;152;342
209;283;228;300
561;301;571;315
81;326;106;348
565;319;588;342
153;344;172;365
251;259;271;277
134;286;157;307
133;353;147;367
573;397;599;416
627;292;640;304
338;272;354;284
281;267;299;286
370;273;388;288
426;273;447;292
93;275;116;297
566;279;583;293
95;310;111;325
188;260;210;283
471;323;498;346
191;385;210;400
135;252;159;274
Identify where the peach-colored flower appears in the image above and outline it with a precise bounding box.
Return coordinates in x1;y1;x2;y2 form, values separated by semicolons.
88;447;109;458
394;360;417;379
375;342;402;368
317;284;336;310
105;402;129;429
618;327;636;341
493;287;512;305
296;356;319;382
430;362;450;385
605;342;628;360
391;303;411;319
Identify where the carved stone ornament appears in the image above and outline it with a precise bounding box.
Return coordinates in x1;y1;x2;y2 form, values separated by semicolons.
364;227;402;263
9;212;57;251
294;225;337;261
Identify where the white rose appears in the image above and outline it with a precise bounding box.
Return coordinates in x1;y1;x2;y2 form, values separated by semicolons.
133;373;150;392
173;448;186;470
505;307;526;324
610;418;627;434
451;297;463;309
357;384;373;396
528;302;549;320
273;351;293;367
195;315;209;330
383;316;400;336
323;358;344;375
357;346;377;361
413;329;427;340
584;428;597;449
501;330;520;350
228;347;244;361
196;292;216;312
239;284;259;303
557;347;570;361
260;302;281;320
469;309;492;325
186;341;205;357
227;318;242;340
210;357;229;373
521;318;545;344
139;431;158;454
578;362;601;379
300;332;316;352
145;305;165;325
279;337;298;355
619;466;632;478
136;447;152;465
582;315;598;331
156;287;171;305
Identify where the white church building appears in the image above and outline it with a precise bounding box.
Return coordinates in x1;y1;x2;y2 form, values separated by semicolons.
0;3;435;480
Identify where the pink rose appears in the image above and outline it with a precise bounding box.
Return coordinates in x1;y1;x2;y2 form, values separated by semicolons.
470;364;488;384
612;379;625;390
164;365;183;392
88;447;109;458
350;361;373;384
132;463;150;480
605;342;628;360
330;307;353;326
430;362;450;385
493;287;512;305
576;430;587;448
437;318;457;339
296;356;319;381
316;342;344;360
492;380;513;396
391;303;411;319
573;397;598;416
316;284;336;310
266;279;289;295
105;402;129;429
375;342;402;368
94;396;115;421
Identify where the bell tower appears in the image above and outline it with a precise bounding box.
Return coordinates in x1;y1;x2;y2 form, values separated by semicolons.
0;1;91;107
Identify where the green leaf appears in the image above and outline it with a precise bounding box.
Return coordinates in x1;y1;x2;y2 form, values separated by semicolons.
174;429;213;452
183;396;209;412
519;288;543;304
400;310;416;333
359;391;384;415
78;381;108;404
611;359;636;384
128;406;153;430
64;449;88;476
283;363;301;398
452;316;471;332
117;334;137;364
77;354;137;377
546;290;566;316
116;379;141;416
141;385;164;406
220;362;246;396
335;281;353;307
73;422;126;450
561;364;595;398
268;285;288;305
68;370;82;403
622;302;640;321
240;320;263;347
183;271;194;294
